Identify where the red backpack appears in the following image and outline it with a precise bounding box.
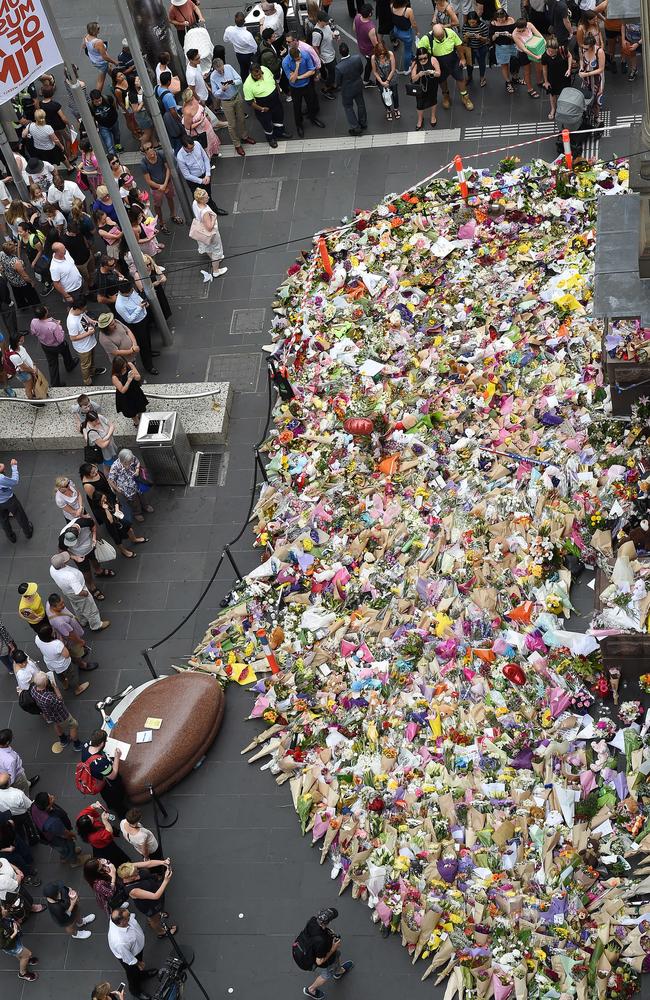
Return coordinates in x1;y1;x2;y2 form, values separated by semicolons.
74;753;106;795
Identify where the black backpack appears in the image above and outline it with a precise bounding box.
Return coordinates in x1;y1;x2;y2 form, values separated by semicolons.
18;686;41;715
292;925;317;970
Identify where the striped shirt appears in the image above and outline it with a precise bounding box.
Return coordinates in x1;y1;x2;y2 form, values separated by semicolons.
463;16;490;47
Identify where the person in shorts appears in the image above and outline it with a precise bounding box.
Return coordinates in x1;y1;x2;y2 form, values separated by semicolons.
28;671;82;754
0;902;39;981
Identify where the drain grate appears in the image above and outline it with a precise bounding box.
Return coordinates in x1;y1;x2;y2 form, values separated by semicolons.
191;452;224;487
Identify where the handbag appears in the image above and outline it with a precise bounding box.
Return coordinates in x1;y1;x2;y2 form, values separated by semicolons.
32;369;49;399
189;216;218;244
380;85;393;108
95;537;117;562
83;429;104;464
18;687;41;715
405;82;419;97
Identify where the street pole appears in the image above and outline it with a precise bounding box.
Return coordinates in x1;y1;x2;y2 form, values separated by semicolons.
116;0;193;225
0;123;28;200
39;0;173;346
639;0;650;178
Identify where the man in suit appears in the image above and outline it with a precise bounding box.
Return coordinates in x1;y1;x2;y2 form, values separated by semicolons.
334;43;367;135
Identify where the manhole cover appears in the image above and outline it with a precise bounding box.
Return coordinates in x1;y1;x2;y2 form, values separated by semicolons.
206;353;261;392
191;452;224;487
229;308;266;336
233;179;282;214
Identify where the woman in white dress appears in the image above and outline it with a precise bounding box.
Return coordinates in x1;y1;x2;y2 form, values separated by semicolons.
190;188;227;278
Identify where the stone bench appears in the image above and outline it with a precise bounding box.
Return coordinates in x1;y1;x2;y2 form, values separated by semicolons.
0;382;232;451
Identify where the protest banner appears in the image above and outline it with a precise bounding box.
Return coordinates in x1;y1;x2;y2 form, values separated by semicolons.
0;0;61;102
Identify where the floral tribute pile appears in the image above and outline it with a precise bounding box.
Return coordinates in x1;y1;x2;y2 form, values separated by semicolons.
190;160;650;1000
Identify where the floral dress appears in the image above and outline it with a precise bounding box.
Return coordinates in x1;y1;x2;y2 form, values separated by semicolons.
580;45;603;109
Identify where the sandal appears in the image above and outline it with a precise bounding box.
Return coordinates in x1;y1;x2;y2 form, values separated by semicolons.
394;109;401;119
506;81;514;94
142;504;154;513
171;216;183;225
527;89;540;98
480;78;486;88
132;536;149;544
416;122;423;130
134;514;145;522
95;568;115;577
90;589;105;601
430;119;437;127
122;550;136;558
159;225;170;234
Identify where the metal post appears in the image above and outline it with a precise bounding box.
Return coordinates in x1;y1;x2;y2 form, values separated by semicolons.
0;104;17;143
640;0;650;179
115;0;194;224
223;544;244;581
38;0;174;346
254;448;269;483
0;123;28;200
142;648;159;679
148;783;179;828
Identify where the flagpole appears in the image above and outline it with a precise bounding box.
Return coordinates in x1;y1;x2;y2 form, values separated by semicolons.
38;0;173;346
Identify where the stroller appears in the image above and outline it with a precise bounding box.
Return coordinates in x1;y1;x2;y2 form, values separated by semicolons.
554;86;598;155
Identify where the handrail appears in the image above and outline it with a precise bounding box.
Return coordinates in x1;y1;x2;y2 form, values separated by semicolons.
0;387;228;405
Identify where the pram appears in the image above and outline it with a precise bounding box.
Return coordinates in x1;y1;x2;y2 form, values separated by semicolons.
554;86;599;155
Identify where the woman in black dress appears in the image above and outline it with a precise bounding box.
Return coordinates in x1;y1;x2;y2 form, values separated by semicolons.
376;0;393;43
411;48;441;128
79;462;148;557
111;356;148;429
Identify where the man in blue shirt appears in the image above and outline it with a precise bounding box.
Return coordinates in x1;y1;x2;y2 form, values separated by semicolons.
210;57;256;156
114;280;158;376
155;71;184;152
176;135;228;216
0;459;32;543
281;44;324;137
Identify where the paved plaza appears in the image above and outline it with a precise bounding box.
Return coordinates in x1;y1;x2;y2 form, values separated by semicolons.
0;0;643;997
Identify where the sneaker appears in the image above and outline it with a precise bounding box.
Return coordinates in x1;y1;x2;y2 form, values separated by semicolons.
461;93;474;110
18;971;38;982
114;144;123;152
92;367;107;377
629;69;638;80
81;914;96;926
303;990;324;1000
72;739;83;752
24;875;41;887
3;387;16;397
58;735;70;748
212;267;228;277
441;93;451;109
285;95;292;102
333;961;354;980
71;929;91;939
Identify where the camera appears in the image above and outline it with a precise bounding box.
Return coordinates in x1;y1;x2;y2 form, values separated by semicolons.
152;956;187;1000
316;907;338;925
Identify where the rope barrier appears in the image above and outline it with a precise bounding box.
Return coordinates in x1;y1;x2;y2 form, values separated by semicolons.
0;386;228;405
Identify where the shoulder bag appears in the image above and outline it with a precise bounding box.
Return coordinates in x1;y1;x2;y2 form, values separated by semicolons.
83;428;104;464
95;537;117;563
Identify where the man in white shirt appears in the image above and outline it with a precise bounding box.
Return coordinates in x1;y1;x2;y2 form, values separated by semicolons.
47;171;85;216
11;649;39;692
66;294;106;386
35;623;89;697
49;553;109;633
185;48;209;103
108;908;157;1000
259;0;284;37
0;771;32;840
223;12;258;78
50;244;83;304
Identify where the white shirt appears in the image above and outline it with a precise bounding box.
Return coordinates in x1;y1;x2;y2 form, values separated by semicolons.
313;23;336;63
108;913;146;965
223;24;258;54
66;310;97;354
0;180;9;213
119;821;159;857
0;857;19;900
14;658;39;691
0;786;32;816
50;251;83;294
260;3;284;34
50;562;86;596
8;344;34;373
35;635;70;674
23;161;54;189
47;180;85;214
186;63;209;103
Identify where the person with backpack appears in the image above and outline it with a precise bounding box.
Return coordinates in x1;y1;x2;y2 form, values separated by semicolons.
155;73;184;153
29;670;82;754
0;460;33;545
293;907;354;1000
80;730;129;819
31;791;89;867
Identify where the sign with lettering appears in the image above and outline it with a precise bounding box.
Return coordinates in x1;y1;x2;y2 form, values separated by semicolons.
0;0;61;102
